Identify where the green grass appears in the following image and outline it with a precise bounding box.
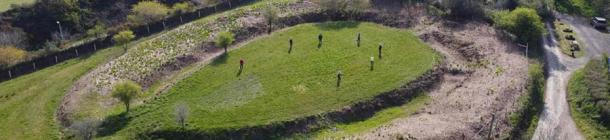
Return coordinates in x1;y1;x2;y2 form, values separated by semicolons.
0;47;123;139
101;21;440;138
568;65;610;139
0;0;34;12
311;94;430;139
554;21;585;57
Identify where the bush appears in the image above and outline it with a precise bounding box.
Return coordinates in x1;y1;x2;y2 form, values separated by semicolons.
112;30;136;52
441;0;485;19
0;46;27;68
493;7;544;47
69;119;101;140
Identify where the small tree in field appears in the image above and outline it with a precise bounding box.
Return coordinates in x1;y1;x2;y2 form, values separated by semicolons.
69;118;100;140
175;103;189;129
129;1;170;33
0;46;26;68
215;31;235;53
262;3;279;34
112;80;141;113
112;30;135;52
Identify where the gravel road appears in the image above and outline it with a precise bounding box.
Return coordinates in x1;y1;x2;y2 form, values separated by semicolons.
533;13;610;140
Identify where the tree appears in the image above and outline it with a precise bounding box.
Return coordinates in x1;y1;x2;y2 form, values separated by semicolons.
262;3;279;34
112;30;136;52
129;1;170;33
493;7;544;47
86;23;106;39
215;31;235;53
111;80;141;113
442;0;484;19
0;46;27;68
175;103;189;129
172;2;193;23
69;118;100;140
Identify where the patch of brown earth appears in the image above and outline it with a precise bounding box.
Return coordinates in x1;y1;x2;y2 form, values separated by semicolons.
351;19;528;139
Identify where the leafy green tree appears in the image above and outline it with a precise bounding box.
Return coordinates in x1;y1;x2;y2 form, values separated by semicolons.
172;2;194;23
0;46;27;68
215;31;235;53
128;1;170;33
111;80;142;113
112;30;136;52
86;23;106;39
262;3;279;34
493;7;544;47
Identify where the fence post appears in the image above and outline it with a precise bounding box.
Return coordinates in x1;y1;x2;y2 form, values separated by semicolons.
8;70;11;79
163;20;167;30
33;62;36;70
75;49;79;57
487;114;495;140
55;56;59;64
93;43;97;51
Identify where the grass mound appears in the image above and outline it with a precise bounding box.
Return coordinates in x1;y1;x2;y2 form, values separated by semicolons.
104;21;440;138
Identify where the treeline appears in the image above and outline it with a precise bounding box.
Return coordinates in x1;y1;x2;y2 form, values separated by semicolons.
0;0;226;68
555;0;610;17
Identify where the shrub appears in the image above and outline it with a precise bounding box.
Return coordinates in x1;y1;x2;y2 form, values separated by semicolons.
215;31;235;53
111;80;142;113
69;119;101;140
175;103;190;129
0;46;27;68
128;1;170;32
112;30;136;52
493;7;544;47
441;0;484;19
262;3;279;33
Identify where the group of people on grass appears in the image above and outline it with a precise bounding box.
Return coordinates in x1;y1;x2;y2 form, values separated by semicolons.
237;33;384;87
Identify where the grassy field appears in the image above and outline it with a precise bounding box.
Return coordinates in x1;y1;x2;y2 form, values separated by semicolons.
99;21;440;138
0;0;34;12
0;47;123;139
311;94;430;139
554;21;585;57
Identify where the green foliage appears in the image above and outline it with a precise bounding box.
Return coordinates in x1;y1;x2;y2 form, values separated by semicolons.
312;0;370;13
509;62;545;139
568;58;610;139
68;118;101;140
111;80;142;113
172;2;193;14
0;46;27;68
86;23;106;38
129;1;170;25
215;31;235;53
112;30;136;51
441;0;484;19
555;0;609;17
493;7;544;47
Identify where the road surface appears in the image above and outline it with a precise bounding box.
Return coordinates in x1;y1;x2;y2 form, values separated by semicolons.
532;14;610;140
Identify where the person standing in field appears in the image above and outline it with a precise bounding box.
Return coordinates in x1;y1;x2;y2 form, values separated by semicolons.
239;58;245;70
378;43;383;59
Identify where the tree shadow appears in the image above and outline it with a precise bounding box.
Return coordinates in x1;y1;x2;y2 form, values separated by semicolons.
210;53;229;66
96;112;132;137
314;21;361;31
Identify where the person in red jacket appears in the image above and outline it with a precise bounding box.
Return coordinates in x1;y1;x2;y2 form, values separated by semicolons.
239;58;245;70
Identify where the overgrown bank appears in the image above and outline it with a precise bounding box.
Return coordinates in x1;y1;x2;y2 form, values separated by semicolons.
568;57;610;139
508;62;545;139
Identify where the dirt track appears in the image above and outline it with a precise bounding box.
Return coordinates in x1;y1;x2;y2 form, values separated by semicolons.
532;13;610;140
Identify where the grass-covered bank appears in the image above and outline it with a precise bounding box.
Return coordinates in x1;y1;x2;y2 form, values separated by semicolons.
97;21;440;139
553;20;585;57
508;61;545;139
309;93;430;139
568;57;610;139
0;46;123;139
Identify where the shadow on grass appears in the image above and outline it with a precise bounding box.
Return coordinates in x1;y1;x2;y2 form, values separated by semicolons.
96;112;132;137
210;53;229;66
314;21;360;31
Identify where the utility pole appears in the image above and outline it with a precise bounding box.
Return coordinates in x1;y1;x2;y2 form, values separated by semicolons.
56;21;64;41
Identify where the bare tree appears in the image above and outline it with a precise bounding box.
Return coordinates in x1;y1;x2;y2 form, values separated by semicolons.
175;103;190;129
262;3;279;34
69;119;100;140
